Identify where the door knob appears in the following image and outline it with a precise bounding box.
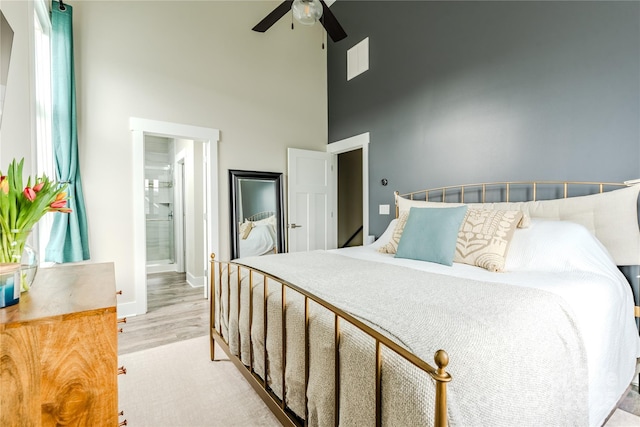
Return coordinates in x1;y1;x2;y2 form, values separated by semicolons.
289;223;302;229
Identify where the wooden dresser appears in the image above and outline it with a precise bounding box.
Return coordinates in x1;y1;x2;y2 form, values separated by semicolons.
0;262;118;426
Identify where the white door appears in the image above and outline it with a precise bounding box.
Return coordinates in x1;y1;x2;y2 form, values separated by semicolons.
287;148;335;252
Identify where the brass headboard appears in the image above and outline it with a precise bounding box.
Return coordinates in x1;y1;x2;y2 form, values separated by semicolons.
245;211;275;222
397;180;627;208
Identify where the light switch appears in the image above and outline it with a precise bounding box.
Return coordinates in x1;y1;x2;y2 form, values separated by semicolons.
379;204;390;215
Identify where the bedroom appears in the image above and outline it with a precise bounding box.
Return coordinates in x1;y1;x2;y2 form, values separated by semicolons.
0;0;639;425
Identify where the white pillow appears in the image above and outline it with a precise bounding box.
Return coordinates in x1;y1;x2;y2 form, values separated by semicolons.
252;215;276;228
505;219;617;273
369;218;398;249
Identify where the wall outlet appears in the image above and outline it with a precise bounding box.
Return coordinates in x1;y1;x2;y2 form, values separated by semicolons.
379;204;390;215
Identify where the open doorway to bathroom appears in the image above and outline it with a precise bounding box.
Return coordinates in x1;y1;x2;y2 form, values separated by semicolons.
143;135;207;312
129;118;218;318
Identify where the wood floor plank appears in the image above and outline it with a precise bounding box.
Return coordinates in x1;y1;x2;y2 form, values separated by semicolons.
118;272;209;355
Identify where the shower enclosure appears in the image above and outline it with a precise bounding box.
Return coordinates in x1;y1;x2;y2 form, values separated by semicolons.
145;137;177;272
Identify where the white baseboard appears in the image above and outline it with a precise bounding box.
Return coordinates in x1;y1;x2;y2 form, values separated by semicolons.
117;300;142;318
187;272;205;288
146;263;178;274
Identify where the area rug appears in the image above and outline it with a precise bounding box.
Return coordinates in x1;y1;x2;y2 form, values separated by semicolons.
119;335;639;426
118;335;279;426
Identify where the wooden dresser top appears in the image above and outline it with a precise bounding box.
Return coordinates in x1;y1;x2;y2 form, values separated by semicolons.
0;262;117;327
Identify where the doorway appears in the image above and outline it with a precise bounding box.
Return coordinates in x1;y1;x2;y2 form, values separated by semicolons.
328;132;370;248
337;148;363;247
286;132;369;252
129;118;219;317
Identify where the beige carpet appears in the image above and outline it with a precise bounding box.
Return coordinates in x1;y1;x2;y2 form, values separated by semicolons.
119;335;640;426
118;336;279;426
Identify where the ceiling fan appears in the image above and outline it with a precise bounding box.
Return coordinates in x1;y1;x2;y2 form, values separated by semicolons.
252;0;347;43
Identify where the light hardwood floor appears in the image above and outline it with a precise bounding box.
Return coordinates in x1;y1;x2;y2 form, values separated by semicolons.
118;271;209;355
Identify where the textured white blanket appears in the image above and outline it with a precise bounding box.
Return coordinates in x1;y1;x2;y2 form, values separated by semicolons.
218;251;588;426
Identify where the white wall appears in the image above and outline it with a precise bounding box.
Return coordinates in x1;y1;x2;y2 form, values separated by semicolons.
3;0;328;315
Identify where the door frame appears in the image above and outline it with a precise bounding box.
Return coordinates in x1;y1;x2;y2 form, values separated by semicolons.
174;156;186;274
327;132;370;246
129;117;219;316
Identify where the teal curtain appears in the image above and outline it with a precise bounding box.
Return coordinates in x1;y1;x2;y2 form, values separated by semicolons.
46;1;90;263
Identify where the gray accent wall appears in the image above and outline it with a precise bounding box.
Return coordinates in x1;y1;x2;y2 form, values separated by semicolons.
327;1;640;237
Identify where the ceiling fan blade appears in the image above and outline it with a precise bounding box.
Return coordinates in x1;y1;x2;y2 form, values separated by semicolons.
319;0;347;42
252;0;293;33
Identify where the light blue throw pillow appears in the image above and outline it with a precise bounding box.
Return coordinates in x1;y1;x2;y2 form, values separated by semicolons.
395;206;468;266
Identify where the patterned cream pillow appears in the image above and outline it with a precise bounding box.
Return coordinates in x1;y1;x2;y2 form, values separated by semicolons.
455;209;524;272
377;211;410;254
395;194;530;228
239;221;254;240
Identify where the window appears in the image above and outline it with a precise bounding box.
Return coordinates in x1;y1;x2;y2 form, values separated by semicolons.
33;0;54;260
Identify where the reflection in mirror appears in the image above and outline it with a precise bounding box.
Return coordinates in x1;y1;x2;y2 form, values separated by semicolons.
229;170;285;260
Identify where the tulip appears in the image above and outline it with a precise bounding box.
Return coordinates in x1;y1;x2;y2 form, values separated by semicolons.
50;199;67;209
0;176;7;195
54;192;67;201
33;182;44;192
50;207;72;213
23;187;36;202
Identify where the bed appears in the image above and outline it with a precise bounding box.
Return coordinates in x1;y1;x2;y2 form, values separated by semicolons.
237;211;278;258
210;181;640;427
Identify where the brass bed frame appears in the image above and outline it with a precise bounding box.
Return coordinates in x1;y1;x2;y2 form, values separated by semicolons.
209;257;451;427
245;210;276;222
211;180;640;427
397;180;627;207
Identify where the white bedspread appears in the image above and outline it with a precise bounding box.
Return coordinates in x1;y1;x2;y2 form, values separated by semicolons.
220;248;634;427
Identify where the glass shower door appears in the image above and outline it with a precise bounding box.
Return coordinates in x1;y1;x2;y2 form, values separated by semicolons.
145;163;175;266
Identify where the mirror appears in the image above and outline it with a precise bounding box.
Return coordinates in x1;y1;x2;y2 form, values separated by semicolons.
229;170;285;259
0;10;14;128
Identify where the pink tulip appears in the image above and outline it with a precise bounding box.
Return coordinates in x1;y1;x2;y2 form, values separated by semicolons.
33;182;44;192
50;199;67;209
23;187;36;202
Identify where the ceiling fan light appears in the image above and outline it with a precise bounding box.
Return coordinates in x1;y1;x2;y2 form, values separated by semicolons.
292;0;323;26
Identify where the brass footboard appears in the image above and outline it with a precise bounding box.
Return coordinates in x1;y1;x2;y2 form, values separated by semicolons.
209;254;451;427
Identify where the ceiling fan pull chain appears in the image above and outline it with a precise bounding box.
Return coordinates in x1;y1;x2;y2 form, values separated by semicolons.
291;11;294;30
321;16;325;49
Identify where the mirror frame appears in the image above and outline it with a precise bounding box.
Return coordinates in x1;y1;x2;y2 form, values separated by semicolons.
229;170;285;260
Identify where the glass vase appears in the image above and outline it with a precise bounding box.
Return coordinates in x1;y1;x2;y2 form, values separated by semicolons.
20;243;38;292
0;228;37;292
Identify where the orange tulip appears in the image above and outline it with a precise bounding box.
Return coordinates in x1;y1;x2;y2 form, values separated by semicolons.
50;207;72;213
0;176;7;195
